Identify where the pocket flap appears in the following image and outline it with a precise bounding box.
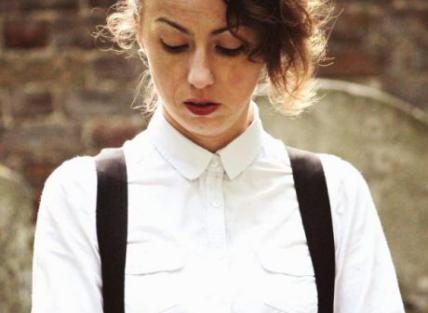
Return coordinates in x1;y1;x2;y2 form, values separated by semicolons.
125;243;187;275
257;246;315;276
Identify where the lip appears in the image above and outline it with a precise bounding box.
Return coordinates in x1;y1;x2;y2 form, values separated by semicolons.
183;98;220;116
183;100;220;116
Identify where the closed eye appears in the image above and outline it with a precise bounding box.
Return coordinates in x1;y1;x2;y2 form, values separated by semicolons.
216;45;246;56
160;40;246;57
161;42;188;53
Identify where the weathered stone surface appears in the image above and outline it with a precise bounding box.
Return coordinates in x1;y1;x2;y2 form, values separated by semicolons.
255;78;428;313
0;165;33;313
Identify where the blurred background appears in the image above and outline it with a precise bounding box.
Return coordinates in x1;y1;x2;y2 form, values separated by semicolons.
0;0;427;312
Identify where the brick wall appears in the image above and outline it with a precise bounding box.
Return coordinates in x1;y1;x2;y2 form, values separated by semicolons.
321;0;428;109
0;0;145;214
0;0;427;214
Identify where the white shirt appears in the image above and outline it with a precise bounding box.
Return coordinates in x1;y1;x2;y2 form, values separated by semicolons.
31;100;405;313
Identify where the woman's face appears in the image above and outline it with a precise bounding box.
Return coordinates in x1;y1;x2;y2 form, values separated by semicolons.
138;0;265;151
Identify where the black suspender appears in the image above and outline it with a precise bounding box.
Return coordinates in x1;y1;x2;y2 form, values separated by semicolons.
287;147;336;313
94;146;335;313
95;148;128;313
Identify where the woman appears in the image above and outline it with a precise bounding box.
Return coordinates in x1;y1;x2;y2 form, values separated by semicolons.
31;0;405;312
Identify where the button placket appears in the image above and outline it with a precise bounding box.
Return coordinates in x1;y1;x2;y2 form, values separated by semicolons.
210;174;223;208
204;157;227;252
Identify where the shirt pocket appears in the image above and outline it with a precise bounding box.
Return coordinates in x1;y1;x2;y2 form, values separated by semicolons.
125;242;188;313
256;246;318;313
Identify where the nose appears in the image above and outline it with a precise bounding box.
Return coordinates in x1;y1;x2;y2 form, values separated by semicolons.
187;48;214;89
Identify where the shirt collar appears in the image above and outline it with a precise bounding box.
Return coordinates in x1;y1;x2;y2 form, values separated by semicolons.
146;100;263;181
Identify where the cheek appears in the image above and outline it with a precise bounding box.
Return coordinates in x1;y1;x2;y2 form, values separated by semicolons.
224;61;263;93
150;52;174;80
149;53;184;97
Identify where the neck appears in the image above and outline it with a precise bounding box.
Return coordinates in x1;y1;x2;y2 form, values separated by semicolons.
162;103;254;153
194;117;254;153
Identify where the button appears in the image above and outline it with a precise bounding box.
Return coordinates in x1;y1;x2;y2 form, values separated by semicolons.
211;197;222;207
210;158;222;170
209;191;222;207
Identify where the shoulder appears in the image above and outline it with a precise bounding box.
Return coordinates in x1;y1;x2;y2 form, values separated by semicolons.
41;155;97;215
285;147;368;195
317;152;378;241
45;155;96;189
284;149;372;215
318;153;368;198
283;146;373;216
35;156;100;273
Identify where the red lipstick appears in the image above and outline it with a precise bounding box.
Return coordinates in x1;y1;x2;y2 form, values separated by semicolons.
184;99;220;116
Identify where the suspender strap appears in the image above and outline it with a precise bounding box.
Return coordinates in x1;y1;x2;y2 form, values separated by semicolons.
94;146;334;313
95;148;127;313
287;146;335;313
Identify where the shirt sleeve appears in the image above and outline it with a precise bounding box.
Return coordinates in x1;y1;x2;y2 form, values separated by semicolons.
321;154;406;313
31;156;103;313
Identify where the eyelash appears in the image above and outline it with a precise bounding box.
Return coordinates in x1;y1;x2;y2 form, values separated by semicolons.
160;41;246;57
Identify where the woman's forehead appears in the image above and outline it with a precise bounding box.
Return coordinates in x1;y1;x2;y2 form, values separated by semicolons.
142;0;257;40
143;0;226;21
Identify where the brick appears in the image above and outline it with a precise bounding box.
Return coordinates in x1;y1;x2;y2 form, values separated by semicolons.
23;160;58;190
51;14;105;50
18;0;79;11
87;117;143;148
88;0;117;9
335;0;391;3
63;88;135;119
0;103;2;130
318;47;385;77
392;9;428;40
420;10;428;28
0;54;87;87
3;19;50;49
12;91;54;119
92;55;141;81
0;124;82;161
22;159;65;218
0;2;19;12
32;191;42;222
330;9;377;44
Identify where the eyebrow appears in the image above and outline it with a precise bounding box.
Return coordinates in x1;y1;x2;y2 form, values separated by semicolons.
155;17;233;36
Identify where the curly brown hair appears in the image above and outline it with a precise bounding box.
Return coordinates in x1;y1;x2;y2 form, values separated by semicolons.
96;0;336;116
